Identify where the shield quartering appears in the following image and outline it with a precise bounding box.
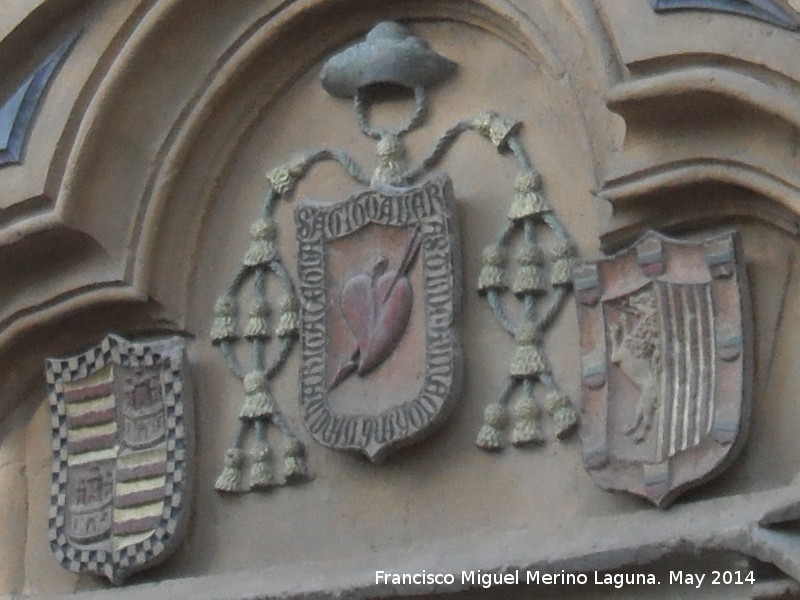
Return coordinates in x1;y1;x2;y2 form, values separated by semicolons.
575;230;751;507
295;174;461;461
46;335;190;584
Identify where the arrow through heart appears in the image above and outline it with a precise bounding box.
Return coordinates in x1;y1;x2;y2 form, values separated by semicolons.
330;226;422;390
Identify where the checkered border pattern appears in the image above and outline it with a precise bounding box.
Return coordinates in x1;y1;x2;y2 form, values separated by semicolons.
46;334;188;584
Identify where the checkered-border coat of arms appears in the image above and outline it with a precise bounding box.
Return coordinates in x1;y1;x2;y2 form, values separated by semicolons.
46;335;191;584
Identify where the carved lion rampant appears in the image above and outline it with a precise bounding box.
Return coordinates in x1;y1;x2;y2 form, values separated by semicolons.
610;287;661;442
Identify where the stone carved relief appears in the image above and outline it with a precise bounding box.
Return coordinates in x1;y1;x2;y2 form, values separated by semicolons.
4;0;800;594
0;31;80;167
45;335;191;584
296;176;460;461
210;21;579;491
575;231;751;507
649;0;799;29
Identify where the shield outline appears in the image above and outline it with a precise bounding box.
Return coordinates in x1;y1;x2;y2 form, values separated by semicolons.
294;174;462;461
576;230;751;507
46;334;191;584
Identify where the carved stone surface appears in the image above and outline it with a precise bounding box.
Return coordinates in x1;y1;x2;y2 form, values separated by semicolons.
45;335;191;584
295;175;461;461
649;0;799;30
320;21;456;98
9;1;800;596
575;230;751;507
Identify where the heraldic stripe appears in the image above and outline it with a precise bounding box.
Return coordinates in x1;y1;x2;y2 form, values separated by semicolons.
113;447;167;549
65;377;116;463
655;282;715;462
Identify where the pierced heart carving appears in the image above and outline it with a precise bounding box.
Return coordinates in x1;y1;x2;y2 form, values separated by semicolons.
330;227;421;389
342;267;412;373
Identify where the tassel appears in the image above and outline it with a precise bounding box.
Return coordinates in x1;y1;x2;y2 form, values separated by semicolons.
372;134;408;187
509;170;549;220
476;402;508;450
243;219;277;267
283;438;309;483
512;245;547;295
245;298;270;340
509;324;547;377
239;372;275;419
472;111;521;150
545;391;578;439
550;259;572;287
249;445;273;490
477;245;507;292
276;295;299;337
215;448;246;493
267;166;295;196
511;394;544;446
210;296;237;343
267;159;306;197
551;240;577;287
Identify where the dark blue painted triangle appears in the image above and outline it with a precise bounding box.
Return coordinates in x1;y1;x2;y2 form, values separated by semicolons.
650;0;799;30
0;30;81;168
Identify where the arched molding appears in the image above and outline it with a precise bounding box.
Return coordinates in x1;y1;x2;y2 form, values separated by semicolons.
601;55;800;244
599;159;800;248
0;0;618;373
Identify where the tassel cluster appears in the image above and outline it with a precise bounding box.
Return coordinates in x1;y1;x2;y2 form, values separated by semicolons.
215;448;246;493
283;438;310;483
249;445;273;490
476;402;508;450
472;110;520;150
245;298;270;340
512;245;547;295
478;245;507;292
509;323;547;377
243;219;277;267
276;295;299;337
239;371;275;419
551;239;577;287
545;391;578;439
511;394;544;446
509;170;549;220
210;296;237;343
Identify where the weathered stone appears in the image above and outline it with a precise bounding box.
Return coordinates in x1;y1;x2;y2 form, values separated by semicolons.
45;335;191;585
4;2;800;598
575;230;751;507
295;175;462;461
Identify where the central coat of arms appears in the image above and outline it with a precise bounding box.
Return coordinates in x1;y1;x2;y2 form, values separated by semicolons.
295;176;461;461
575;230;751;507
